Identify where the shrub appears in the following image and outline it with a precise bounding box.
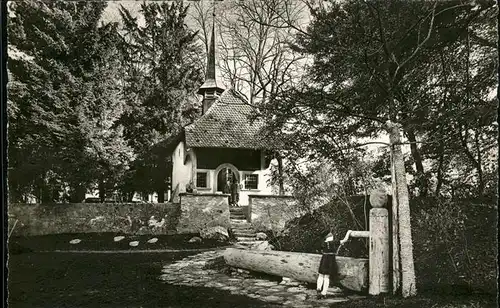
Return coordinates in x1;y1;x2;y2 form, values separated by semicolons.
271;197;497;294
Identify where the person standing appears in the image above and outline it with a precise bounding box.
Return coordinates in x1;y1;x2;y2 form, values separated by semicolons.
230;178;239;206
223;180;232;205
316;232;339;299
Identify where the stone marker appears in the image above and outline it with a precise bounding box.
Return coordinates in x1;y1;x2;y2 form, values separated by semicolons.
69;239;81;244
129;241;139;247
280;277;300;286
200;226;229;241
251;240;274;250
255;232;268;240
114;236;125;242
188;236;202;243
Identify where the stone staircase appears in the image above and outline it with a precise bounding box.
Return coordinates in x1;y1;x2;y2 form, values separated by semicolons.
229;207;257;247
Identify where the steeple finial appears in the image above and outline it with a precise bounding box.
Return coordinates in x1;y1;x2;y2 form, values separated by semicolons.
205;14;216;82
197;0;224;114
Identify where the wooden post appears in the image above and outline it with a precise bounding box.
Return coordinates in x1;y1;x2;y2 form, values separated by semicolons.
369;208;390;295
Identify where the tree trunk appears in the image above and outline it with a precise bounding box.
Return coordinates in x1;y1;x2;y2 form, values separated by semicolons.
390;148;401;294
459;128;484;198
70;184;86;203
405;129;428;197
474;130;484;198
276;152;285;195
223;248;368;292
98;180;105;203
434;142;445;197
388;122;417;297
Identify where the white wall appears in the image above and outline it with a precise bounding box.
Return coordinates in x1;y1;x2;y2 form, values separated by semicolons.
194;161;274;206
171;141;194;202
237;168;273;205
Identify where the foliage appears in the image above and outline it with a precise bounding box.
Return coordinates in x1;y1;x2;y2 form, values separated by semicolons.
117;1;204;200
260;0;497;200
8;1;134;202
412;199;497;294
272;197;497;294
8;0;203;203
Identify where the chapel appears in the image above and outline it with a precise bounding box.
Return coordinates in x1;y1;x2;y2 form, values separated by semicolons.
167;21;275;205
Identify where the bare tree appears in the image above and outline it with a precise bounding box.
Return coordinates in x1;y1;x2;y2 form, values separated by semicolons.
189;0;214;54
189;0;308;195
214;0;307;105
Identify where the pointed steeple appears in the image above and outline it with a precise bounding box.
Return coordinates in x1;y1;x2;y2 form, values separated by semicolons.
198;10;224;115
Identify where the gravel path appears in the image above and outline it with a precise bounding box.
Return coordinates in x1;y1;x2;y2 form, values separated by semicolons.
159;249;365;308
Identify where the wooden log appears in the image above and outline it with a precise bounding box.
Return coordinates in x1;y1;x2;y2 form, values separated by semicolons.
223;248;368;292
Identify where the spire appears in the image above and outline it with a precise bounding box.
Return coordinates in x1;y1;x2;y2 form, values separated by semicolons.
198;5;224;114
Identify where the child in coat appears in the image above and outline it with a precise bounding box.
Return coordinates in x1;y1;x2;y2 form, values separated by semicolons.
316;232;339;299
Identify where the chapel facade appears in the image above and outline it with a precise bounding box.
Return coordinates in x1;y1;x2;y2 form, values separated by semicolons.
168;22;275;205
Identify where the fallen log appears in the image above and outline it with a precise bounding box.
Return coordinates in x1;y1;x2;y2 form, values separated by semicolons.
224;248;368;292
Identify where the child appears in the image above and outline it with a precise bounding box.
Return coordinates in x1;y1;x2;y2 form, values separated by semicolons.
316;232;339;299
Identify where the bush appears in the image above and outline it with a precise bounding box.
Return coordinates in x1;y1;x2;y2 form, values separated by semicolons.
412;199;497;294
269;195;372;257
271;197;497;294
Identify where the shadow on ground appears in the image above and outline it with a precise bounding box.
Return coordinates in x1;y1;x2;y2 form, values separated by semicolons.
8;252;280;308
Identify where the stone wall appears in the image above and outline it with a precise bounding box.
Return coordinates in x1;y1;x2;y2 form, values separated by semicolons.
248;195;300;233
176;193;231;234
8;203;180;236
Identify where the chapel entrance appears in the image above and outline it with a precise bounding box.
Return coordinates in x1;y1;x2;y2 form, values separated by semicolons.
216;167;240;205
216;168;238;192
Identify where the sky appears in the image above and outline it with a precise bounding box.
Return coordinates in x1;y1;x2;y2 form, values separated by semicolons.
102;0;246;30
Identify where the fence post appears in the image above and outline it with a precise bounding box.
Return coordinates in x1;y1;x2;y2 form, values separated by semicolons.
369;207;390;295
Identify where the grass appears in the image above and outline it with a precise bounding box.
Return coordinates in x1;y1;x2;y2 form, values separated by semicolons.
9;232;230;253
8;251;282;308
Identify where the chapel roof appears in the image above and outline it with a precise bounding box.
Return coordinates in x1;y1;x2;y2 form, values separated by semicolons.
184;89;269;149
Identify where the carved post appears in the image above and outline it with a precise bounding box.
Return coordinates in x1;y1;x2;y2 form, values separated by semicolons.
369;207;390;295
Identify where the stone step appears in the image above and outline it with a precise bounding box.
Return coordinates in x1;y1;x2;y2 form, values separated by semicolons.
233;231;256;237
232;226;253;232
231;225;252;230
230;219;250;224
229;207;246;212
233;231;254;236
229;213;245;217
237;240;259;246
231;221;250;224
230;214;246;219
236;236;257;241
